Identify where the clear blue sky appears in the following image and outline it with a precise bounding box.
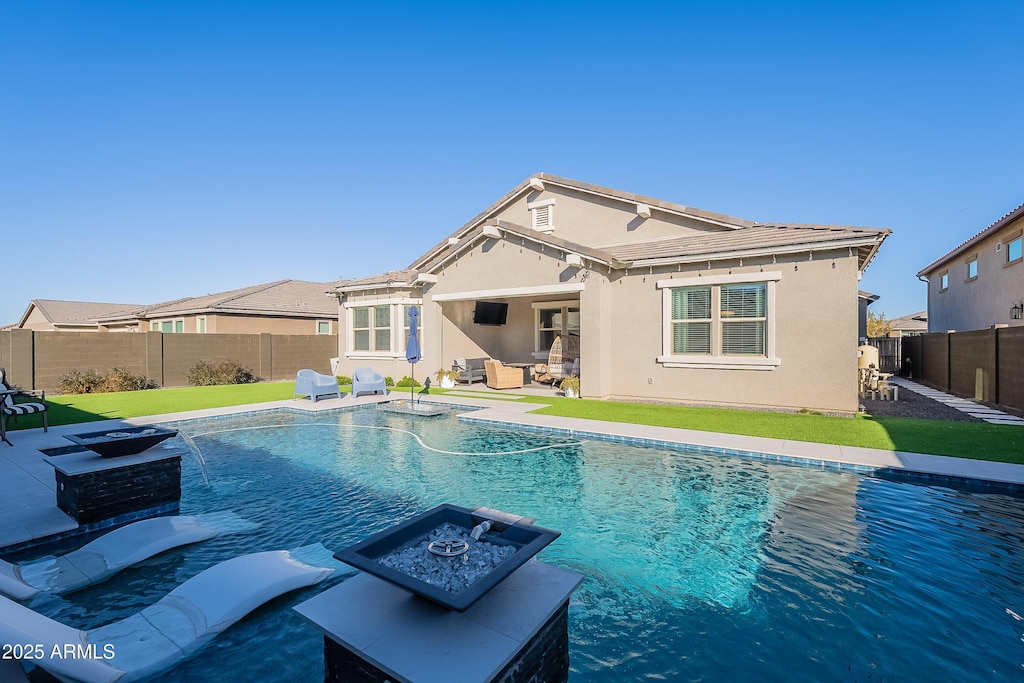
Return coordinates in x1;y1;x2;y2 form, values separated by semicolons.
2;1;1022;326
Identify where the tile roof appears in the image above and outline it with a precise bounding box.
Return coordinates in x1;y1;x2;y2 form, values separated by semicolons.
917;200;1024;277
333;270;420;292
406;173;889;274
598;224;890;269
24;300;143;327
96;280;338;320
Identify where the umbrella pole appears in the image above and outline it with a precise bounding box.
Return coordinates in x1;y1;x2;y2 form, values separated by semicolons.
410;364;415;405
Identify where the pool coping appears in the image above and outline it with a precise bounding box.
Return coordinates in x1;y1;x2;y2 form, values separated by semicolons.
2;391;1022;552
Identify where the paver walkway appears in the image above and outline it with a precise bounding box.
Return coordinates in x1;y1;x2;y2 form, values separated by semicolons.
891;377;1024;426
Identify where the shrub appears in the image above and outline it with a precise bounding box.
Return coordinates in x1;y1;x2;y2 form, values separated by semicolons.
186;360;261;386
394;376;423;388
58;368;153;394
336;376;352;386
384;376;395;387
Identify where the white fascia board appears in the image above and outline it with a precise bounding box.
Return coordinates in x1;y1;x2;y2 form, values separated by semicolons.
633;238;881;269
656;271;783;288
431;283;585;302
343;297;422;308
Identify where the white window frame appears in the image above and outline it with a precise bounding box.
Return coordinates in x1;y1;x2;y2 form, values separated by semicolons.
316;319;332;335
656;272;781;370
151;318;185;333
527;198;556;233
531;300;580;359
939;271;949;291
343;298;421;360
197;316;207;334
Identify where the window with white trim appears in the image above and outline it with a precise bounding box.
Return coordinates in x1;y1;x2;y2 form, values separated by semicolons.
316;320;331;335
657;272;780;370
532;301;580;357
939;272;949;291
345;299;422;357
150;319;184;333
197;317;207;334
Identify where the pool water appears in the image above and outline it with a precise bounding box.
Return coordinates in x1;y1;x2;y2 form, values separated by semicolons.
21;407;1024;681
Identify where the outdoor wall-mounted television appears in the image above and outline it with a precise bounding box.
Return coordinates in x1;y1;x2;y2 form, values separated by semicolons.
473;301;508;326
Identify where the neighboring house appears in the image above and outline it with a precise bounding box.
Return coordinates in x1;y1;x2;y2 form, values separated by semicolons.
92;280;340;335
888;311;927;337
331;174;889;415
14;300;143;331
917;201;1024;332
858;290;880;342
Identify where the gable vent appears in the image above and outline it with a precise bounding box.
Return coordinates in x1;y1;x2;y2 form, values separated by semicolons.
533;205;551;230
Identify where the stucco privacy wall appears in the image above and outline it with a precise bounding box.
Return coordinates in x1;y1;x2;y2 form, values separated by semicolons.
0;329;337;393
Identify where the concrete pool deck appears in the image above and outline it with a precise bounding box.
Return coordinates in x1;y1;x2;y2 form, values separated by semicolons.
2;390;1022;552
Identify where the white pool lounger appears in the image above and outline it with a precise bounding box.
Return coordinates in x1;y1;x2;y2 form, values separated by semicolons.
0;543;349;683
0;512;258;600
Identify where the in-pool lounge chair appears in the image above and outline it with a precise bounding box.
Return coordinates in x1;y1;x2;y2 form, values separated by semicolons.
294;369;342;403
0;512;257;600
0;544;348;683
352;367;388;397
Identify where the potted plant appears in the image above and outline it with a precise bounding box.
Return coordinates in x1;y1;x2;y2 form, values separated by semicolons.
435;368;459;389
559;376;581;398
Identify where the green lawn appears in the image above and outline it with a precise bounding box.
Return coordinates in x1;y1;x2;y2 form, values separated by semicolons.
7;383;1023;464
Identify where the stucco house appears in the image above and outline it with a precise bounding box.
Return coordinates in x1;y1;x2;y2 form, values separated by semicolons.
331;174;889;414
888;311;927;337
92;280;339;335
917;201;1024;332
14;300;143;331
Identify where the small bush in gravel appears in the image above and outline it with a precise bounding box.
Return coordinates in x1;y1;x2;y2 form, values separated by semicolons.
187;360;261;386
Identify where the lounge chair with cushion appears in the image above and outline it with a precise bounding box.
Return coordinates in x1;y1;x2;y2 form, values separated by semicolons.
453;357;488;385
294;369;342;403
484;360;525;390
352;367;388;397
0;368;46;446
0;543;349;683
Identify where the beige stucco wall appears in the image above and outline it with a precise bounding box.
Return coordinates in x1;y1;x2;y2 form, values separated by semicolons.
923;214;1024;332
19;306;58;331
497;186;730;247
605;249;859;413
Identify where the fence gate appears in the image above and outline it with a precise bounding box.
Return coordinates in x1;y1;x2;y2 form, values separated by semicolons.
868;337;902;374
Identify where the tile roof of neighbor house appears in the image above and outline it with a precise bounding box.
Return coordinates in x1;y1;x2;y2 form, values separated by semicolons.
94;280;339;321
337;174;890;293
18;300;143;328
890;311;928;331
917;200;1024;277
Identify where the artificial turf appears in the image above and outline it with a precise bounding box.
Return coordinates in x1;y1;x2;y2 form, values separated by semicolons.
8;383;1023;464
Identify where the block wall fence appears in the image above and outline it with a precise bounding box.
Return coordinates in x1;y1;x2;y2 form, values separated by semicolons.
0;329;338;393
902;327;1024;412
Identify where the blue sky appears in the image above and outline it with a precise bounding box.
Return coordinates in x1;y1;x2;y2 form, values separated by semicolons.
2;1;1022;326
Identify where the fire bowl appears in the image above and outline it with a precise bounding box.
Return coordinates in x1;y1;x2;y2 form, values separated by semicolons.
334;504;560;611
65;426;178;458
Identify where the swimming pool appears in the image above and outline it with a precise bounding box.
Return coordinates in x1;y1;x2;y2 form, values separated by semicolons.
21;406;1024;681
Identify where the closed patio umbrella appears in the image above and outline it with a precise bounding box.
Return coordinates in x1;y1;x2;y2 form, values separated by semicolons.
406;306;421;404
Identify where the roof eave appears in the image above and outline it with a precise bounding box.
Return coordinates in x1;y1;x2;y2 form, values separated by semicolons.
623;235;889;270
917;202;1024;277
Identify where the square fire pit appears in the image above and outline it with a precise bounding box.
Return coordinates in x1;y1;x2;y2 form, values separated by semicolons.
334;504;560;611
65;426;178;458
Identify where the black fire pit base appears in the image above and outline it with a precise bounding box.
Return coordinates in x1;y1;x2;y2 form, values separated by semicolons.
294;560;583;683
